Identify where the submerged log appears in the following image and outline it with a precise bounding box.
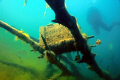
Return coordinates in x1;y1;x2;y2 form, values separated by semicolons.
44;0;119;80
0;0;120;79
60;55;88;80
0;21;43;53
0;21;87;80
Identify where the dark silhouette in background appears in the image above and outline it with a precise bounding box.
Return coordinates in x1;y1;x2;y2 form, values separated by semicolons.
87;6;120;34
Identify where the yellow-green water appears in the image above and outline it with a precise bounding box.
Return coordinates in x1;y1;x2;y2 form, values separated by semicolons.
0;28;78;80
0;28;104;80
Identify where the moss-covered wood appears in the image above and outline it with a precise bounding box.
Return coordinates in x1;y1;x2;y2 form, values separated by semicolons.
0;0;120;79
0;20;87;80
44;0;119;80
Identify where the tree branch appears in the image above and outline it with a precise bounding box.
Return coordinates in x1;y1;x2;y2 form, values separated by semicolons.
44;0;118;80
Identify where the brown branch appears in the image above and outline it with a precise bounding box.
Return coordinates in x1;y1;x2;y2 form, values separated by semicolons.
44;0;118;80
60;55;89;80
0;20;86;80
0;21;44;54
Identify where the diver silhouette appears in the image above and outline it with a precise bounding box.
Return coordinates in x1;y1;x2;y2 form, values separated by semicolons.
87;6;120;34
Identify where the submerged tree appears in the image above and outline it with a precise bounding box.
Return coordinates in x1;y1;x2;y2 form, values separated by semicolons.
0;0;120;80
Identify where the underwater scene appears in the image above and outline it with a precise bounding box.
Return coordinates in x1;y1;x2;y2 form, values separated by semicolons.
0;0;120;80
